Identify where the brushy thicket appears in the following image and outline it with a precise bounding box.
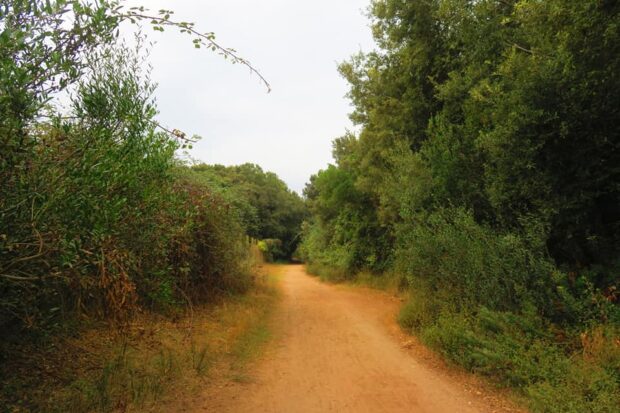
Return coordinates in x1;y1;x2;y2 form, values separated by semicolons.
299;1;619;411
395;210;619;412
0;2;251;351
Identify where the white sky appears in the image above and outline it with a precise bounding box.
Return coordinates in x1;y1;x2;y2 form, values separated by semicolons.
123;0;376;193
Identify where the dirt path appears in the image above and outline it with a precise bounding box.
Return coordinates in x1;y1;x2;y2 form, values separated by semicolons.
197;265;523;413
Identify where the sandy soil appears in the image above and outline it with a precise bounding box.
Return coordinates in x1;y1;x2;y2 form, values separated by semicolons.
194;265;525;413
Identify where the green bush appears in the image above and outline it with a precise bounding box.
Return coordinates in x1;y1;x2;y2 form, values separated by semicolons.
395;208;557;314
299;163;393;278
389;207;619;411
298;222;359;281
257;239;284;263
415;309;620;413
190;163;307;259
0;40;251;338
397;284;448;331
166;171;253;299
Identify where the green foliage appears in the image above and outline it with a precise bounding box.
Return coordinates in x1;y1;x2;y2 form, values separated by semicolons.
395;208;561;315
304;0;620;283
190;163;307;260
257;239;283;263
0;2;274;411
407;306;620;413
300;0;620;410
299;162;393;279
0;2;256;338
0;39;252;339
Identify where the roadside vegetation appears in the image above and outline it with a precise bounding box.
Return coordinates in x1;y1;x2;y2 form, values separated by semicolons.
298;1;619;411
0;1;293;411
2;268;279;412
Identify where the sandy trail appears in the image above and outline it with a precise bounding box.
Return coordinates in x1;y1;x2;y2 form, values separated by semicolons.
198;265;522;413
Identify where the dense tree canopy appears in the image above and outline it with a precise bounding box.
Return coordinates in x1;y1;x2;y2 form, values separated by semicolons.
191;163;307;259
303;0;620;288
299;1;619;410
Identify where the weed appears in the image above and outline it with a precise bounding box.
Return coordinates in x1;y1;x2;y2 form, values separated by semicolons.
190;342;212;376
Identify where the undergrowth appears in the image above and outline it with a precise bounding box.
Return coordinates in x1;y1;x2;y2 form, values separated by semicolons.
0;268;279;412
395;210;620;412
399;288;619;413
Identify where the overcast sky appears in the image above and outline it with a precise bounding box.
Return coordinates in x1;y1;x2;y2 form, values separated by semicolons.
122;0;376;193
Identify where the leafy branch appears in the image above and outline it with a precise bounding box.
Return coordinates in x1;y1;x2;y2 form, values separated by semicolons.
115;5;271;92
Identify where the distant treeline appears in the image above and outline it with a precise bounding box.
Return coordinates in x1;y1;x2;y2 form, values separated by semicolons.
299;1;619;412
189;163;306;261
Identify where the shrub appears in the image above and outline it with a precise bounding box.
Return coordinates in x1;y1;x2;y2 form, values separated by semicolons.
257;239;284;263
392;207;619;411
417;309;620;413
395;208;558;314
0;41;252;339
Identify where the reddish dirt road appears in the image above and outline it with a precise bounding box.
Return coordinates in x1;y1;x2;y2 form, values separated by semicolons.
198;265;523;413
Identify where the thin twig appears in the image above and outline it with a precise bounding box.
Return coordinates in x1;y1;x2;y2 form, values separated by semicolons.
0;274;41;282
116;11;271;92
151;121;198;143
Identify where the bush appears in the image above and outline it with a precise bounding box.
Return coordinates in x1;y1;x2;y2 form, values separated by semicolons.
416;309;620;413
395;208;558;314
257;239;284;263
390;207;619;411
165;171;253;300
0;41;252;340
397;283;444;332
190;163;307;259
298;224;358;281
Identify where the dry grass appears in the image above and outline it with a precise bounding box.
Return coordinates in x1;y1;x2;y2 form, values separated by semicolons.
1;266;280;413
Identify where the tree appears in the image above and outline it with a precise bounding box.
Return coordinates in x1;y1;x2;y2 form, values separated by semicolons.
191;163;307;259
